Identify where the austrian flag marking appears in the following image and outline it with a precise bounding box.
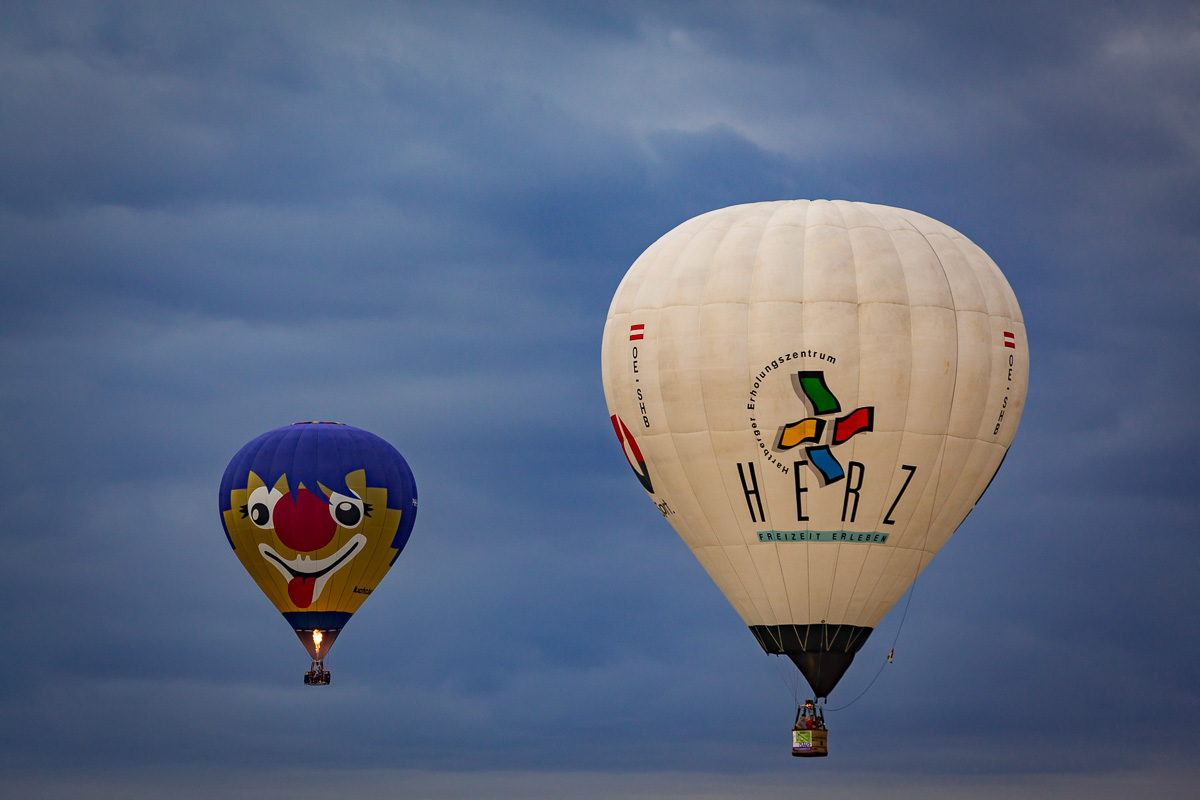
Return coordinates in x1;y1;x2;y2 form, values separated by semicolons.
1003;331;1016;349
629;324;644;341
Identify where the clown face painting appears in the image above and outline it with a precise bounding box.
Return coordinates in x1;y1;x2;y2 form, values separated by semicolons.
219;422;417;675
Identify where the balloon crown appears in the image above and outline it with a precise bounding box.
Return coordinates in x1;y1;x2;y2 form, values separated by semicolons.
219;424;415;518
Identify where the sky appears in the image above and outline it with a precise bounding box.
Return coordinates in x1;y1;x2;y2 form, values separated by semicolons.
1;1;1197;797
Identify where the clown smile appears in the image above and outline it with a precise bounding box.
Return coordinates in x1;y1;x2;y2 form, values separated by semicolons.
259;534;367;608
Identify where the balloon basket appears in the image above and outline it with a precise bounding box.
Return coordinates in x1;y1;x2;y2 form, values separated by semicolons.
792;700;828;757
303;660;331;686
791;729;828;757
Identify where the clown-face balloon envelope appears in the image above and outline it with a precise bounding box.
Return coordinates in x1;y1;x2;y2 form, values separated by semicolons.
219;422;417;661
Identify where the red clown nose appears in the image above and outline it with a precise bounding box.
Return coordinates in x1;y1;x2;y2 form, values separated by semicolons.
272;488;337;552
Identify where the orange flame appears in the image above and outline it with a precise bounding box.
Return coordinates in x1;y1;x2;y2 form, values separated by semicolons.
312;630;323;654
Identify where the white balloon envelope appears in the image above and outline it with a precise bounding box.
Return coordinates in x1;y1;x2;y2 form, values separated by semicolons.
600;200;1028;698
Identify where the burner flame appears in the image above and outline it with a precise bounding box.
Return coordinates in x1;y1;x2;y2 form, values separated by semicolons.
312;630;323;653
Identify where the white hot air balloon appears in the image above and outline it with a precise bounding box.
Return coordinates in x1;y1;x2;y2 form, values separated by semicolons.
601;200;1028;706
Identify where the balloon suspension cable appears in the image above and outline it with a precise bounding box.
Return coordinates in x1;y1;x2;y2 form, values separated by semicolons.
765;625;801;706
814;623;825;700
824;425;944;714
823;578;918;713
770;652;801;706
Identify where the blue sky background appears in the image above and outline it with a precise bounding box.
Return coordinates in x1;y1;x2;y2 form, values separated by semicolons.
1;2;1197;797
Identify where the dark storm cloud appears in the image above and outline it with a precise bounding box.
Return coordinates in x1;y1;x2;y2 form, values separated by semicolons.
1;1;1198;797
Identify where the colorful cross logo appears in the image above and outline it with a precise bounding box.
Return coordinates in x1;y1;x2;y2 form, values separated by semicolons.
776;371;873;484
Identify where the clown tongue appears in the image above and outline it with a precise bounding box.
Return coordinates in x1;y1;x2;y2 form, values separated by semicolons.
288;576;317;608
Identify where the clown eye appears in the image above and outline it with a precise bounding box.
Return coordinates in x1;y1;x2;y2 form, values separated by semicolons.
246;486;283;530
334;502;360;527
328;491;364;529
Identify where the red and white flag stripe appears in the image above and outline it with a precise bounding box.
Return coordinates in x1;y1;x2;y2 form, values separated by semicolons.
629;324;644;341
1003;331;1016;349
